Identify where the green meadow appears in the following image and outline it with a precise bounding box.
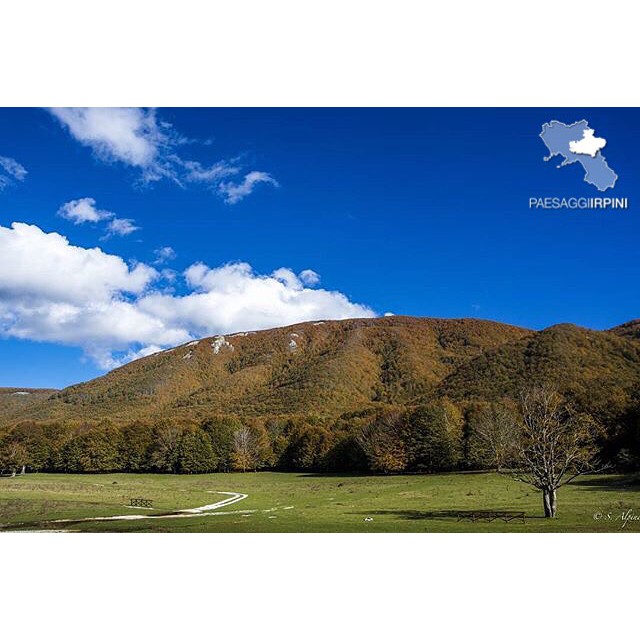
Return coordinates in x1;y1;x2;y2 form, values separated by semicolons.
1;471;638;533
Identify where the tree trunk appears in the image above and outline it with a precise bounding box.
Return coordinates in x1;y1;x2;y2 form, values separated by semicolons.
549;489;557;518
542;488;558;518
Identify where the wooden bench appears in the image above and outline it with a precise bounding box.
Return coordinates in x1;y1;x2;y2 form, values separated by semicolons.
456;511;525;524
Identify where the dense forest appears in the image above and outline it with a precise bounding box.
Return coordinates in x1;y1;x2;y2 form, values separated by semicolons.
1;395;639;475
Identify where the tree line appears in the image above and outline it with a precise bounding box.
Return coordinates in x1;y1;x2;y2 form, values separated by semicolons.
1;392;636;478
0;399;467;475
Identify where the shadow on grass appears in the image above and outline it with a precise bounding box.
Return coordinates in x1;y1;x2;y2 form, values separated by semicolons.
296;472;374;479
354;509;540;522
571;474;640;492
297;470;497;479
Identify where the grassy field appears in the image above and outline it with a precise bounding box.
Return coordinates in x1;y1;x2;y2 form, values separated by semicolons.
0;471;638;532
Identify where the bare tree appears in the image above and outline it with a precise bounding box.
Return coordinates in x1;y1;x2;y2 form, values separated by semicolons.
231;426;260;472
512;386;604;518
470;403;518;472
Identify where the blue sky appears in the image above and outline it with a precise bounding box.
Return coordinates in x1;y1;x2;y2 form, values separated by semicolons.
0;108;638;388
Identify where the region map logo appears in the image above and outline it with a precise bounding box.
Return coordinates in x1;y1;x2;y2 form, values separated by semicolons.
530;119;628;211
540;120;616;191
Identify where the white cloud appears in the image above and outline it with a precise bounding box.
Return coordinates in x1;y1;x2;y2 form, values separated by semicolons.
181;159;240;183
58;197;140;238
160;268;178;283
299;269;320;286
105;218;139;237
218;171;279;204
0;223;155;304
0;155;27;189
49;107;176;182
49;108;277;203
154;246;177;264
140;261;374;340
58;197;114;224
271;267;304;290
569;127;607;157
0;222;375;369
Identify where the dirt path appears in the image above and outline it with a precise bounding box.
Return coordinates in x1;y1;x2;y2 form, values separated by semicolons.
49;491;251;525
181;491;248;514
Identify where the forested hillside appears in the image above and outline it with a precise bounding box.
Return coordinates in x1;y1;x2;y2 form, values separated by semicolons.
0;388;56;424
0;316;531;425
1;316;639;475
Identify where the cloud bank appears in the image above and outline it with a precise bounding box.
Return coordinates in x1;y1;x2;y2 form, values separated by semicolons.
0;222;375;369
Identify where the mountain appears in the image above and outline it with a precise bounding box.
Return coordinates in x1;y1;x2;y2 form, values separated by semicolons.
609;319;640;341
2;316;639;428
0;316;530;425
441;323;640;420
0;388;57;425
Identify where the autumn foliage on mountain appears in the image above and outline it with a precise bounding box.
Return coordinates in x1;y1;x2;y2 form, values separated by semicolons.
1;316;639;474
